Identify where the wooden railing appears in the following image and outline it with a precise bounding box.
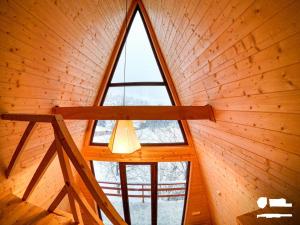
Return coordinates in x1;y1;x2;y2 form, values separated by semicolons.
98;181;186;201
1;113;127;225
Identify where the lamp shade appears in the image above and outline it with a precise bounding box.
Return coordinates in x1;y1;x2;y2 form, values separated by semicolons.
108;120;141;154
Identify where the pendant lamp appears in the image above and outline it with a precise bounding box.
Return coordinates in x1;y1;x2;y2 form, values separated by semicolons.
109;120;141;154
108;0;141;154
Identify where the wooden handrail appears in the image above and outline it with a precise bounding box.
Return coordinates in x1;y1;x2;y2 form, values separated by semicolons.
98;181;187;185
1;113;127;225
104;193;186;198
52;115;126;225
98;182;186;198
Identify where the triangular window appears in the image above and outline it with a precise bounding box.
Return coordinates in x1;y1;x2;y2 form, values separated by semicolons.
91;9;187;145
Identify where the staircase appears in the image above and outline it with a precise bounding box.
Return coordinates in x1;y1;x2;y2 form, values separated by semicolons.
1;113;127;225
0;193;73;225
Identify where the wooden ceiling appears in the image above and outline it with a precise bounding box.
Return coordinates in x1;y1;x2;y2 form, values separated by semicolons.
0;0;299;225
143;0;300;224
0;0;126;215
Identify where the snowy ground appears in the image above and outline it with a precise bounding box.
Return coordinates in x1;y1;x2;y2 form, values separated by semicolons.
101;199;184;225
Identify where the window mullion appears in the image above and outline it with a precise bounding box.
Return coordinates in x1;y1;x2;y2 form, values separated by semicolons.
151;163;158;225
120;163;131;225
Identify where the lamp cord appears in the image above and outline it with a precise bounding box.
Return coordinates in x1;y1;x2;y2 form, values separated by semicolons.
123;0;128;106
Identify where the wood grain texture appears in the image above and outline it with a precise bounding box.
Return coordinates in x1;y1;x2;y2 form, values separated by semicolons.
81;1;212;224
143;0;300;224
0;192;73;225
52;105;215;121
22;141;57;201
52;115;126;225
2;0;299;225
5;121;36;177
0;0;126;214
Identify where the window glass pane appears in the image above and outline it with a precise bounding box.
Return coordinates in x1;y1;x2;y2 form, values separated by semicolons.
92;161;124;224
126;165;152;225
91;10;187;145
92;120;116;144
92;120;185;144
103;86;172;106
134;120;184;143
111;11;163;83
157;162;188;225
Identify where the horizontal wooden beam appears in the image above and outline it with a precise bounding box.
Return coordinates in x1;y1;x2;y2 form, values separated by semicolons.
84;145;194;162
1;113;54;122
52;105;215;121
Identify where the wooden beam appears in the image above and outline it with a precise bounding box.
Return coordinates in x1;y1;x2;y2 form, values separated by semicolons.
5;121;37;177
48;185;68;213
52;105;215;121
1;113;54;122
68;185;104;225
23;141;57;201
84;145;193;162
55;135;83;224
52;115;126;225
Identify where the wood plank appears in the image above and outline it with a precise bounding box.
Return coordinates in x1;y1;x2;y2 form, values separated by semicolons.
144;1;300;222
52;115;126;225
83;145;194;162
137;0;196;147
48;185;68;213
5;121;36;177
23;140;57;200
0;0;125;219
1;113;54;122
91;0;139;107
55;135;83;224
68;184;104;225
52;105;215;121
0;193;73;225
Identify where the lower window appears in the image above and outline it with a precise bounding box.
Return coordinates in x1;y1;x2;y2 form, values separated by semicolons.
91;161;190;225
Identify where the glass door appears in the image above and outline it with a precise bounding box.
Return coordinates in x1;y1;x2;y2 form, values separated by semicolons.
92;161;124;224
92;161;189;225
120;163;157;225
157;162;189;225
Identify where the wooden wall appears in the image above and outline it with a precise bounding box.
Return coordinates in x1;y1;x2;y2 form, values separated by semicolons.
0;1;212;224
0;0;125;211
2;0;299;224
143;0;300;224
